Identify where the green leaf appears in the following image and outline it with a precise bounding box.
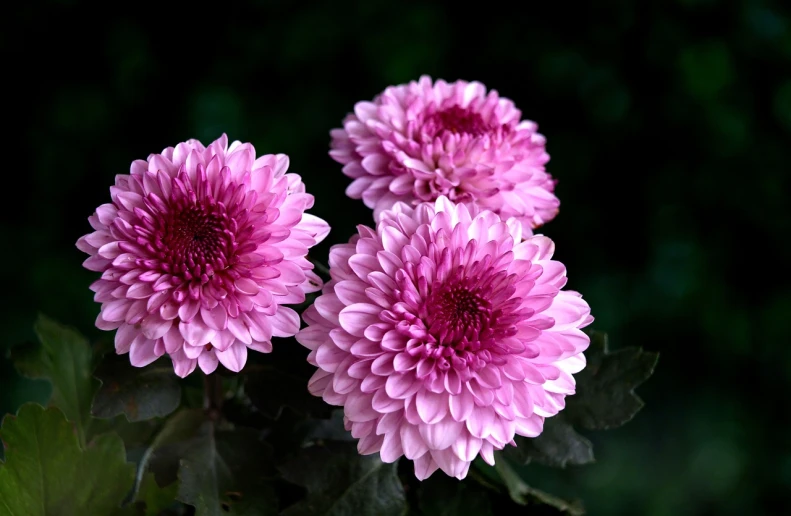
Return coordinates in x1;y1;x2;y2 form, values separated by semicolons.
492;457;584;515
564;331;659;430
417;474;493;516
11;315;99;446
509;331;657;467
243;358;332;421
279;441;406;516
146;409;210;488
134;472;178;515
301;409;355;444
506;415;593;468
0;404;135;516
176;424;278;516
92;356;181;422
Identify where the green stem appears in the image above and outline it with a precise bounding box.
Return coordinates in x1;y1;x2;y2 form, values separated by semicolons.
493;456;584;515
468;465;503;493
123;442;155;506
203;373;224;420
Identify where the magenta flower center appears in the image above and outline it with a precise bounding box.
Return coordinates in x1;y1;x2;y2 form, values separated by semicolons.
125;168;260;292
424;106;490;138
160;205;226;279
399;252;527;385
426;282;493;345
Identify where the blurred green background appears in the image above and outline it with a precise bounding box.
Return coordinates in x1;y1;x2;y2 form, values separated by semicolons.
2;1;789;514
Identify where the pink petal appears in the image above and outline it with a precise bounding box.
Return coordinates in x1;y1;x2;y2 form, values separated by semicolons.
271;307;300;337
129;336;159;367
338;303;381;337
479;441;495;465
162;325;184;354
235;277;260;296
216;341;248;372
452;432;483;462
248;340;273;354
344;393;378;422
431;447;471;480
372;389;403;413
102;299;129;322
413;453;439;480
201;304;228;331
115;323;137;354
172;355;198;378
179;320;216;347
419;417;463;449
514;415;544;437
385;373;421;400
466;406;495;439
449;388;475;422
198;351;219;374
416;390;448;424
178;299;200;323
226;317;252;345
400;424;428;460
141;318;171;340
379;432;404;463
393;352;419;372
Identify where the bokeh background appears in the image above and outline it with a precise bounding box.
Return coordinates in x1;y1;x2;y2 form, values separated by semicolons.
3;1;790;514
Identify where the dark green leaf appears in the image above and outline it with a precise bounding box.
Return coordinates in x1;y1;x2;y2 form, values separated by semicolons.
301;409;354;443
134;472;178;515
92;356;181;422
144;409;209;488
11;315;99;446
510;331;657;467
279;441;406;516
506;416;593;468
244;363;332;421
176;424;278;516
492;457;584;515
8;341;48;379
0;404;135;516
417;474;493;516
93;416;160;450
565;331;659;430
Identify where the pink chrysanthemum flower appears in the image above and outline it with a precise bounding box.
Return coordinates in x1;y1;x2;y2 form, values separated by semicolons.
296;197;592;480
77;135;330;377
330;75;559;233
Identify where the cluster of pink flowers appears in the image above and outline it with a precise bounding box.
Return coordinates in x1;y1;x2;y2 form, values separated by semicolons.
78;77;591;480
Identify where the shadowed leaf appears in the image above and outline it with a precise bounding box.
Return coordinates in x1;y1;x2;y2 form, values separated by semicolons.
279;441;406;516
132;472;178;515
0;404;134;516
493;457;584;515
417;474;493;516
244;361;332;421
509;331;657;468
565;332;659;430
92;356;181;422
507;415;593;468
144;409;209;488
11;315;99;446
174;423;278;516
301;409;354;443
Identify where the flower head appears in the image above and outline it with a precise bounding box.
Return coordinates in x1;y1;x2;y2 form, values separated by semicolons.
297;197;592;480
77;135;330;377
330;76;559;233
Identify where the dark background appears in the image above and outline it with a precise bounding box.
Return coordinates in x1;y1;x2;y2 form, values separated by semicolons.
2;1;789;514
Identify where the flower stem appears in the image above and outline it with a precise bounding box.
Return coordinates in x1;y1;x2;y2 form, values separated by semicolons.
203;373;224;420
